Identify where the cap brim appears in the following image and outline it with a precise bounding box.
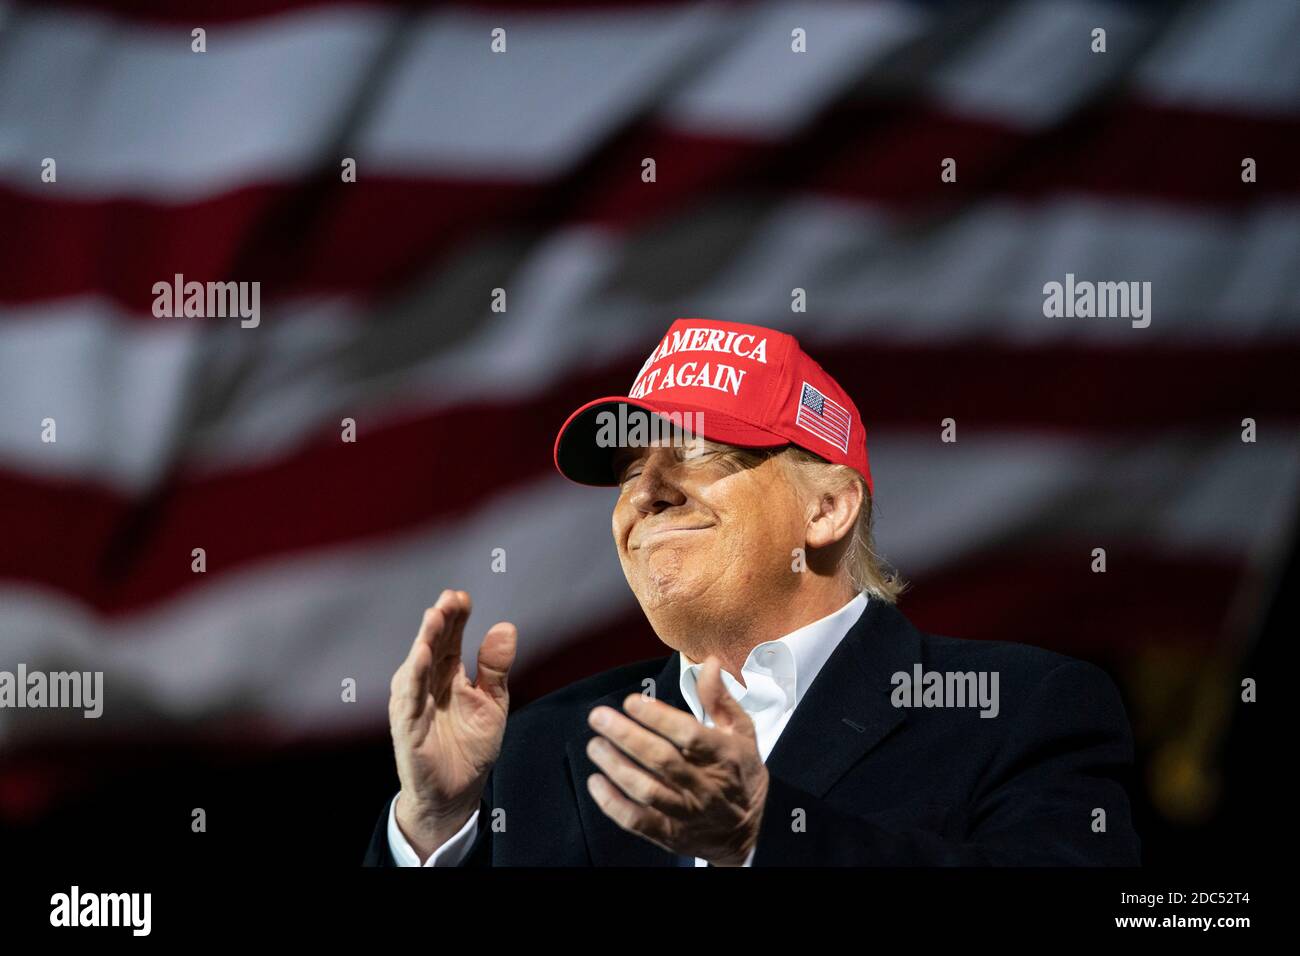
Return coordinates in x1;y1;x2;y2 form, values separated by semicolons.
553;396;790;486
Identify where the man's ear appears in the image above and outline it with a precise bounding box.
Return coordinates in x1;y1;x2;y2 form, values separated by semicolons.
806;478;863;551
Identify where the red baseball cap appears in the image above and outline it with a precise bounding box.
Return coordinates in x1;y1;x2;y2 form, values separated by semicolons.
553;318;873;494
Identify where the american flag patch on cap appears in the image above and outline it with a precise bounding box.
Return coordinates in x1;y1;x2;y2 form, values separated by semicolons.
795;382;851;453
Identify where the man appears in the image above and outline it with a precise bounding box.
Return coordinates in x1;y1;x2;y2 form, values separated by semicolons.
363;317;1141;866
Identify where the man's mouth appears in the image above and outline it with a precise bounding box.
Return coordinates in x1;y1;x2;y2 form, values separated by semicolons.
630;525;714;550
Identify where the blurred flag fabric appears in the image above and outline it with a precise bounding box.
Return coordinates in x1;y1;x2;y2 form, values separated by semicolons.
1;0;1296;839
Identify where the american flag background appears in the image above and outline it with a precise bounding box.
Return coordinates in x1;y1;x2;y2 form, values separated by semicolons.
0;0;1293;867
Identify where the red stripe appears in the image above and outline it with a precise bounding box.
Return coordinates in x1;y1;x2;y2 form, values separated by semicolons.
573;101;1300;229
3;103;1295;313
0;177;539;313
809;100;1300;207
905;546;1246;652
1;340;1295;614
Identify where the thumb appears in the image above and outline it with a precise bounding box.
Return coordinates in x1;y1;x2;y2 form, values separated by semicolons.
475;622;517;706
697;656;748;733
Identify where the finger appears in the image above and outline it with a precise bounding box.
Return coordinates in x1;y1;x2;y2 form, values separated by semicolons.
620;692;718;758
430;590;471;703
474;621;517;706
586;774;675;850
390;600;450;719
390;638;434;723
696;657;753;736
588;706;698;788
408;597;448;663
585;735;689;816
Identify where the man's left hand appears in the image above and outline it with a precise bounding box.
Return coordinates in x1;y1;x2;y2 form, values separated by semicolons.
585;657;769;866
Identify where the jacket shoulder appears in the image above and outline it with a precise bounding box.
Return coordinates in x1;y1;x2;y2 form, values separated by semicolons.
917;630;1083;677
912;630;1123;719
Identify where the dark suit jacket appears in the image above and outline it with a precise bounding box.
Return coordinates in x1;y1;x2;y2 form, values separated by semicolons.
363;598;1141;866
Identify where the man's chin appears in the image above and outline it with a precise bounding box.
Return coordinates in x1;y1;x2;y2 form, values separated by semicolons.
631;568;704;614
629;564;691;608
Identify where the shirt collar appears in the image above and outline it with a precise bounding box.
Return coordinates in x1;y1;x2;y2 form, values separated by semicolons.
676;591;869;724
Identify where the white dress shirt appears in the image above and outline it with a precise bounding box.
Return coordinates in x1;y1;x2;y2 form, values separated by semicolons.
387;591;870;867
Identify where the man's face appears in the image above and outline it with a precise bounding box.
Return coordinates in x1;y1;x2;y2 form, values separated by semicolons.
611;436;807;631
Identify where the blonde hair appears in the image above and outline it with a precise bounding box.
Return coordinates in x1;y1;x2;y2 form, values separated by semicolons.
711;442;907;604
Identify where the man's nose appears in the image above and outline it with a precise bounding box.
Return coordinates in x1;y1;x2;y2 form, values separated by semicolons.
628;456;687;515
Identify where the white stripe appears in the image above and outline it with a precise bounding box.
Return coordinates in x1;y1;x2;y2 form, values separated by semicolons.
0;314;202;489
3;199;1299;488
702;196;1300;342
366;6;722;177
1;1;1293;200
0;5;398;199
0;4;720;197
1;432;1295;744
661;0;927;136
874;432;1300;570
929;0;1149;129
1135;0;1300;115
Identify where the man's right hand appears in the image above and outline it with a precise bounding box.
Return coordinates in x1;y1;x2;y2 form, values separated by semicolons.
389;589;517;862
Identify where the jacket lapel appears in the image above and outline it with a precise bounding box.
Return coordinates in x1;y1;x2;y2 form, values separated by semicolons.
763;598;917;797
565;598;921;865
